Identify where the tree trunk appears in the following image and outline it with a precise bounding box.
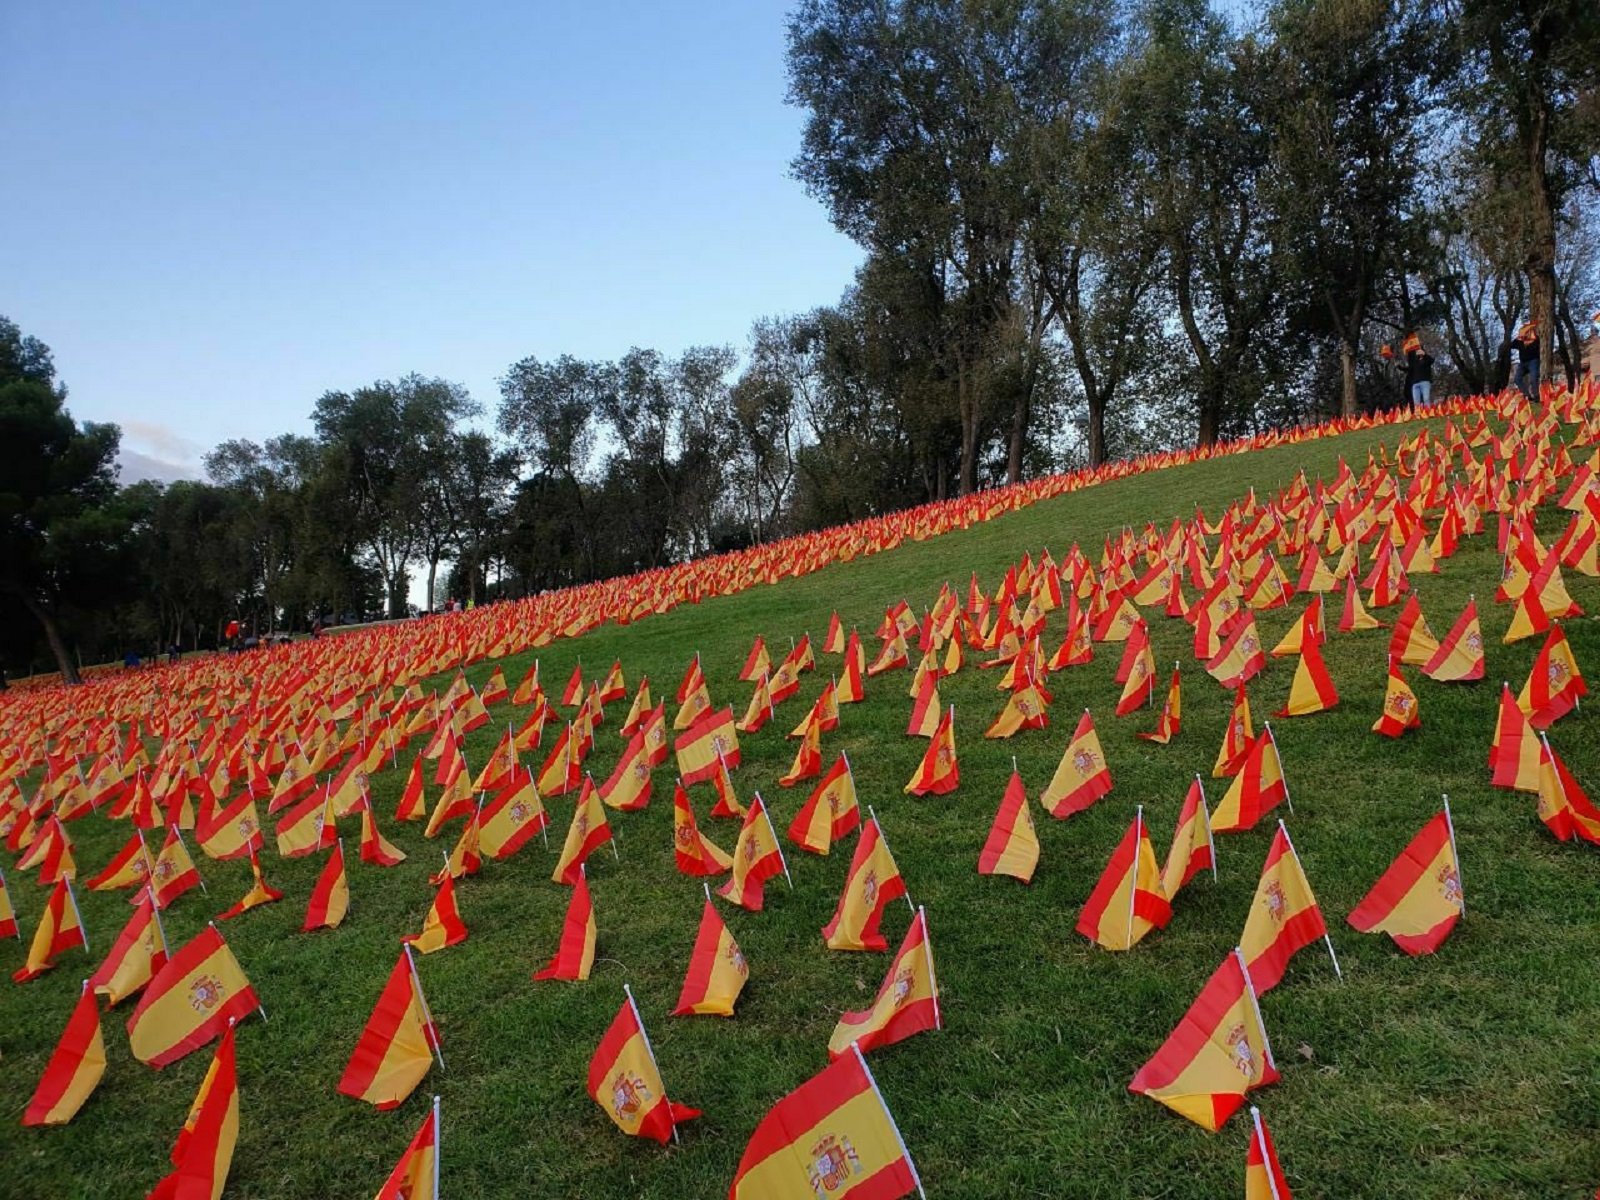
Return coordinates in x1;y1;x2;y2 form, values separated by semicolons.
426;556;439;614
1196;376;1223;449
957;361;978;497
1339;339;1359;418
389;572;409;619
1524;98;1558;383
15;590;81;685
1086;385;1107;467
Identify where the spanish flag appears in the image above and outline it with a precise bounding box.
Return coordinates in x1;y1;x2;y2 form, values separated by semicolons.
674;783;732;876
1518;623;1586;727
127;925;258;1067
395;753;427;822
197;790;263;861
535;723;582;798
1389;594;1439;665
1372;658;1421;737
1489;682;1541;792
1269;597;1322;658
827;907;940;1059
1421;598;1484;681
1076;808;1171;950
534;866;596;981
1347;807;1463;955
787;755;860;855
822;815;906;951
905;672;940;738
1162;777;1216;900
0;866;19;940
1206;613;1266;688
149;826;203;908
479;767;548;860
552;777;613;885
674;678;713;730
407;873;468;954
903;706;958;796
1128;948;1278;1131
1136;663;1182;744
562;661;585;707
90;887;168;1006
619;677;652;737
778;719;824;787
301;842;349;932
1113;621;1156;715
838;635;867;702
373;1097;440;1200
13;876;89;984
1535;734;1600;844
1039;709;1111;818
984;678;1050;737
359;792;409;866
741;635;771;682
216;851;283;920
977;769;1039;882
1213;684;1255;778
1275;636;1338;717
736;672;775;734
87;831;154;891
717;793;789;912
430;807;482;883
587;988;700;1143
709;753;745;819
729;1045;922;1200
23;981;106;1126
1245;1107;1293;1200
275;783;335;858
1238;823;1336;993
600;732;652;812
672;895;748;1017
1212;728;1288;833
145;1019;239;1200
338;948;439;1109
675;707;740;786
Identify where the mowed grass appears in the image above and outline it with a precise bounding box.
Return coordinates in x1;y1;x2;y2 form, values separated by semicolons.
3;419;1600;1200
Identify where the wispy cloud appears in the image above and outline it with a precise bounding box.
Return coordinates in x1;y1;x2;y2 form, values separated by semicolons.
113;418;205;484
117;447;201;485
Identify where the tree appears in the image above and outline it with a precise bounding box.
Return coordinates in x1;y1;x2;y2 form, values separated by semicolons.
498;355;601;577
0;317;125;683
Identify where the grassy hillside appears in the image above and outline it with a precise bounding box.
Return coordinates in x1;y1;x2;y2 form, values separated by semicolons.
3;417;1598;1199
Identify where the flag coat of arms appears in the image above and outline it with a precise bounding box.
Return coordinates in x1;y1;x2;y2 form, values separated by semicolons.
127;925;258;1068
827;907;940;1059
1347;807;1463;955
587;987;701;1143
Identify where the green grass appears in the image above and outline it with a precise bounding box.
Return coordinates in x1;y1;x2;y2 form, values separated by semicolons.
4;419;1600;1199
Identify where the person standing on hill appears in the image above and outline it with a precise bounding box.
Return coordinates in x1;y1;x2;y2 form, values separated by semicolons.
1403;333;1433;409
1511;320;1540;399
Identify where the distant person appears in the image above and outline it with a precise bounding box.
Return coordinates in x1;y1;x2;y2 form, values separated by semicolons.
1511;320;1539;399
167;642;180;665
123;649;141;670
1403;334;1433;409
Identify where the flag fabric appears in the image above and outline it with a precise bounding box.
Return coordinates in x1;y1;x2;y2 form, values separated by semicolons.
709;754;746;819
717;794;789;912
673;897;749;1017
1347;808;1463;955
1128;948;1278;1131
87;831;154;891
396;754;427;822
827;907;940;1059
275;785;336;858
1114;622;1157;714
1213;685;1255;778
338;949;438;1109
906;673;940;738
359;794;410;866
13;876;89;983
587;989;701;1143
1389;595;1440;666
903;706;958;795
373;1098;440;1200
978;769;1040;882
1535;734;1600;843
407;873;468;954
90;888;168;1006
600;733;653;812
150;826;203;908
1421;599;1485;682
675;708;741;786
551;777;612;884
822;816;907;951
728;1044;923;1200
1275;637;1338;717
1518;624;1586;728
779;720;824;787
1162;778;1217;900
787;755;861;855
1039;709;1112;818
534;867;596;981
302;842;350;932
196;791;264;861
217;851;284;920
674;783;733;876
127;925;258;1067
145;1020;239;1200
1372;658;1421;737
23;982;107;1126
1076;809;1171;950
1489;682;1541;792
478;768;547;861
0;866;19;939
1245;1107;1293;1200
1212;729;1288;833
1238;823;1332;994
1137;664;1182;744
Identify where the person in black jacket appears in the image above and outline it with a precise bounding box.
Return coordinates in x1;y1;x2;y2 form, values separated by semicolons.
1403;335;1433;409
1511;320;1539;399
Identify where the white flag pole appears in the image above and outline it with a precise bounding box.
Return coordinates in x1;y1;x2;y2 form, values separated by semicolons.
852;1043;926;1199
919;907;942;1032
757;794;792;888
1278;820;1341;981
63;876;89;955
1442;794;1464;915
1265;723;1292;814
625;983;678;1145
1127;807;1143;949
405;942;446;1070
432;1095;443;1197
1250;1106;1284;1200
1234;946;1276;1074
1195;775;1219;880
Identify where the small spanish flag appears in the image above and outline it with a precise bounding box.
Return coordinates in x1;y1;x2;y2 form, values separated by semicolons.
587;987;701;1143
13;876;89;984
1075;808;1171;951
1039;709;1111;818
787;755;860;855
1245;1106;1293;1199
1238;822;1338;993
373;1097;440;1200
534;866;596;981
823;813;907;951
23;981;107;1126
977;769;1039;883
717;794;789;912
903;706;958;796
1347;806;1463;955
827;907;940;1059
145;1019;239;1199
338;948;439;1109
127;924;258;1067
673;893;748;1017
552;777;613;885
1212;728;1288;833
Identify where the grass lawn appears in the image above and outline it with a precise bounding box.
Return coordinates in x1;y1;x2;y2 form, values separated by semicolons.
3;415;1598;1199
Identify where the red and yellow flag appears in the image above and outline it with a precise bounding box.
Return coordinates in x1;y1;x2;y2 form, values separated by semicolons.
552;777;613;885
977;769;1039;882
1039;709;1111;818
1212;728;1288;833
1213;684;1255;778
127;925;258;1067
788;755;860;855
717;793;789;912
1347;807;1463;955
1489;682;1541;791
599;732;652;811
1238;823;1334;993
302;842;349;932
827;907;940;1059
90;887;168;1006
1518;623;1586;727
1275;636;1338;717
407;873;468;954
674;783;732;876
13;876;89;984
479;767;547;860
729;1046;922;1200
1162;777;1216;900
360;793;410;866
1128;948;1278;1131
216;850;283;921
146;1020;239;1200
275;784;335;858
1245;1106;1293;1200
822;815;907;951
673;895;748;1017
23;981;107;1126
374;1098;440;1200
86;832;154;891
1075;808;1171;950
1136;664;1182;744
903;705;958;796
150;826;203;908
1421;598;1485;681
1372;658;1421;737
338;948;439;1109
1535;734;1600;844
587;988;701;1143
534;867;596;981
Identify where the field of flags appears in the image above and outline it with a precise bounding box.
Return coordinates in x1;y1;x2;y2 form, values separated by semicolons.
2;386;1599;1198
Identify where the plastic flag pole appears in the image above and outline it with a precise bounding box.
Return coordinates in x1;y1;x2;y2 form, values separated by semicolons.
1196;775;1219;880
405;942;445;1070
919;906;941;1032
432;1095;442;1198
1234;946;1276;1073
852;1043;926;1199
63;876;89;954
147;884;170;956
1250;1106;1285;1200
1265;723;1292;814
1443;794;1463;915
625;983;678;1145
1278;820;1341;981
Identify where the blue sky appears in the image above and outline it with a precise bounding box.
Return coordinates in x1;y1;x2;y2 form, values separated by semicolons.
1;2;861;481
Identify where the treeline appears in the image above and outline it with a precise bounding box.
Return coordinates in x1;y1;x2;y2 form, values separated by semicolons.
3;0;1597;682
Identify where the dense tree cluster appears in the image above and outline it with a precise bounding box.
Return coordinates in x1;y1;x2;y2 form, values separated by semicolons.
2;0;1596;682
